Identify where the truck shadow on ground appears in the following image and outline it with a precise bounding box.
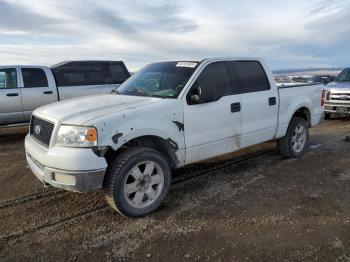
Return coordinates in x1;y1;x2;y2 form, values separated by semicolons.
0;133;27;146
0;126;28;143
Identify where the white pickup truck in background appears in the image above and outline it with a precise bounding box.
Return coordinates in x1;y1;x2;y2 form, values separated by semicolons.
25;58;324;217
0;61;130;126
324;68;350;118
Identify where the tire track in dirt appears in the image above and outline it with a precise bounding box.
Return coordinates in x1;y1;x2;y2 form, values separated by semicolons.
0;205;109;251
0;149;274;211
0;149;276;247
0;188;66;210
172;149;276;185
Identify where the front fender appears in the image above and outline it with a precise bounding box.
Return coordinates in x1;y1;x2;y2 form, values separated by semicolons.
85;99;186;164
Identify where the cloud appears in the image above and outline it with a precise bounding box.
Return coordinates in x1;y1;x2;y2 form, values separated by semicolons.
86;7;136;34
0;0;57;33
304;0;347;17
134;2;198;33
0;0;348;70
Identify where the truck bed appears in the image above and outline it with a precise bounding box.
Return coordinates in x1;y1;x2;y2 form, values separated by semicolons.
276;82;324;138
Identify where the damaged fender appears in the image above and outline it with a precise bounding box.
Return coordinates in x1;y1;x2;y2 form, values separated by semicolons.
84;99;186;167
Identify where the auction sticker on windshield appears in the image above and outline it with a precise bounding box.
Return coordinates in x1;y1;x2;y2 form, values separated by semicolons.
176;62;198;68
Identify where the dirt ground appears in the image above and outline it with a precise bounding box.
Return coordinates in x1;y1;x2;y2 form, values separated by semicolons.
0;119;349;261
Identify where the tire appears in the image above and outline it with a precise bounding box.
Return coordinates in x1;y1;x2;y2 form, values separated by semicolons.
324;113;331;120
104;147;171;217
277;117;309;158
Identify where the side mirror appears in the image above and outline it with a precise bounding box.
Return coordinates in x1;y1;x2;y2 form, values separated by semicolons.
190;94;200;104
189;86;202;104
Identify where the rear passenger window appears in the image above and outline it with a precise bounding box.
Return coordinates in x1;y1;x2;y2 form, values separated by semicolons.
233;61;270;93
22;68;48;88
65;72;85;84
56;70;110;86
87;70;105;85
52;62;129;87
188;62;233;104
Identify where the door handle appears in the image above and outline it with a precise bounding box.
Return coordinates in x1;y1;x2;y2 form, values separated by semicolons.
231;102;241;113
269;97;277;106
43;91;53;94
6;93;19;97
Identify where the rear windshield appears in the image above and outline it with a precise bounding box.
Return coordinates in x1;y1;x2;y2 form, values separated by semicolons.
117;61;199;98
335;68;350;82
52;62;130;86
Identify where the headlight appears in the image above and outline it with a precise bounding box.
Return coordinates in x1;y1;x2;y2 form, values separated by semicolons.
56;125;97;147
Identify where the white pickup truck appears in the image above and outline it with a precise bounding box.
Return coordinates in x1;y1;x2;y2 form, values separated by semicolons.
25;58;324;217
324;68;350;118
0;61;130;126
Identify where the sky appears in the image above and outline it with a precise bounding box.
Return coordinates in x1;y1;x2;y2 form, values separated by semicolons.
0;0;349;71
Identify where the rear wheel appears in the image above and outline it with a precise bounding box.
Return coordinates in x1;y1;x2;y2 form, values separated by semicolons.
104;147;171;217
278;117;309;158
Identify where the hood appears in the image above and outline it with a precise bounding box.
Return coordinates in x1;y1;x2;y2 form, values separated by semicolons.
35;94;162;125
326;81;350;91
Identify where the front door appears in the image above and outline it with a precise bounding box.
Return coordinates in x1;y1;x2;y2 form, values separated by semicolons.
183;61;242;164
0;67;24;125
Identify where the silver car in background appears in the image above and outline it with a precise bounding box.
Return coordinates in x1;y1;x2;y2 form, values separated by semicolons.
324;68;350;118
0;61;130;126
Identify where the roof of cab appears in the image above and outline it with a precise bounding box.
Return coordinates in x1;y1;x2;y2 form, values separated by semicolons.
51;60;124;68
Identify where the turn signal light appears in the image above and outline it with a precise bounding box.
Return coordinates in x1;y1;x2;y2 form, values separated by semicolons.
321;90;326;106
86;128;97;142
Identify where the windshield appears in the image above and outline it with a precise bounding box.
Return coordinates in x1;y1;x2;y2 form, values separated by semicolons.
117;61;199;98
335;68;350;82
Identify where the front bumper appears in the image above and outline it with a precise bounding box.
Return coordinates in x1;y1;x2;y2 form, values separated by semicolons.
25;134;107;192
324;102;350;115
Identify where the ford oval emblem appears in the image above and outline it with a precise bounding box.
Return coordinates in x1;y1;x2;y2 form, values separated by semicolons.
34;125;41;135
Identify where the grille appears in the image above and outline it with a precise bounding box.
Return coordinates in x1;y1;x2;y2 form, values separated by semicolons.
331;93;350;101
30;116;54;147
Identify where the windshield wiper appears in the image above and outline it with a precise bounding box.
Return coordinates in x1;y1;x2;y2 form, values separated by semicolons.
122;88;153;97
120;88;171;99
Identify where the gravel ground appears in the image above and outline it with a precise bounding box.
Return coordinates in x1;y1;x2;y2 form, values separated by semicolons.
0;119;349;261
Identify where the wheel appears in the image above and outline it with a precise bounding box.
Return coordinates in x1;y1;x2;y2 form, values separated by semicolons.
277;117;309;158
104;147;171;217
324;113;331;120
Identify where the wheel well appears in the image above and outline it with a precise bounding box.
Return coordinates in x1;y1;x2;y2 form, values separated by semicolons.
104;135;179;169
292;107;311;127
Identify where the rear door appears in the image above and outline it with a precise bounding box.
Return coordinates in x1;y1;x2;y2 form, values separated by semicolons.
20;67;58;122
183;61;242;164
231;61;278;148
0;67;24;125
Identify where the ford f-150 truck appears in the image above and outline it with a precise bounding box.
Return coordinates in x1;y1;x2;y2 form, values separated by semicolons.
25;58;324;217
324;68;350;118
0;61;130;126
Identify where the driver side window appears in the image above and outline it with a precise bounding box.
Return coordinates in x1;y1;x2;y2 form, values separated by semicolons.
187;62;232;105
0;68;17;89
